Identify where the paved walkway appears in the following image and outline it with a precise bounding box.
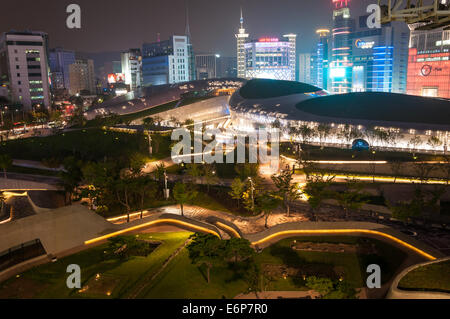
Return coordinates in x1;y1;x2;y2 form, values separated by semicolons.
235;290;321;299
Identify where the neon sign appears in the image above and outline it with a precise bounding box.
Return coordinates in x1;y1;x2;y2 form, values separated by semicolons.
355;39;375;49
258;37;279;42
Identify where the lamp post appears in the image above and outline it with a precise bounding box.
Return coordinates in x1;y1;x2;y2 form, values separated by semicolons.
164;170;169;199
248;177;255;212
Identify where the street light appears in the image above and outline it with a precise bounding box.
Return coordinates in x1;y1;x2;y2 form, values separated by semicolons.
248;177;255;212
163;170;169;199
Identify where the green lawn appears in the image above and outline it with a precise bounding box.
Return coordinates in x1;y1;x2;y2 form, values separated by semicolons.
141;248;248;299
281;143;441;162
141;235;407;298
254;236;407;290
0;234;408;299
0;232;191;299
398;260;450;293
0;129;149;162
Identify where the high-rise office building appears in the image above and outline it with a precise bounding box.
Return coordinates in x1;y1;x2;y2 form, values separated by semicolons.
49;48;75;91
142;35;192;86
327;1;409;94
244;36;297;81
235;8;249;79
121;48;142;91
349;17;409;93
69;58;96;95
299;53;318;85
0;31;51;110
330;0;355;94
195;54;219;80
316;29;330;90
407;26;450;98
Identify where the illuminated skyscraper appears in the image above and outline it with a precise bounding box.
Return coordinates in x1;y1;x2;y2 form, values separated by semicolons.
316;29;330;90
245;36;297;81
235;8;249;79
330;0;355;93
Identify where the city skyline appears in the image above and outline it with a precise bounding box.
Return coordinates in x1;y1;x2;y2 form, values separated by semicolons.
0;0;387;56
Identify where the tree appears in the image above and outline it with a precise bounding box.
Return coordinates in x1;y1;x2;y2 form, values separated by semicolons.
305;276;334;297
271;118;281;129
0;154;12;178
229;178;245;208
298;124;314;145
186;233;225;284
173;182;198;216
224;238;254;263
317;123;331;148
234;163;259;180
136;176;157;219
202;164;219;193
142;117;155;129
388;160;403;183
258;192;281;229
0;191;5;215
338;124;361;148
243;263;262;298
302;173;335;221
427;136;442;154
408;135;422;156
443;156;450;185
412;161;436;184
129;152;146;177
186;163;202;181
115;177;138;222
59;156;83;204
335;180;368;219
271;170;302;217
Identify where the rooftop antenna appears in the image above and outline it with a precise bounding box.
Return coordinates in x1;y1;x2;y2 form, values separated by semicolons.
185;0;191;39
240;6;244;29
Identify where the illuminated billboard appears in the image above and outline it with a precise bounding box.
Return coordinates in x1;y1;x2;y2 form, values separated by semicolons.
407;48;450;98
107;73;126;84
330;67;347;78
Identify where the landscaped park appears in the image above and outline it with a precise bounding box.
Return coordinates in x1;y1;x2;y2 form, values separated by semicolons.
0;230;410;299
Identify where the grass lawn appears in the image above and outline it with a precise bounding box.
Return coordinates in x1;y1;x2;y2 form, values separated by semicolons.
141;235;407;298
141;248;248;299
398;260;450;293
281;143;440;162
0;232;191;299
0;128;150;162
254;236;407;290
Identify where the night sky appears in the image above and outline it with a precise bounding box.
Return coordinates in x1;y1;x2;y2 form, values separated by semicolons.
1;0;395;56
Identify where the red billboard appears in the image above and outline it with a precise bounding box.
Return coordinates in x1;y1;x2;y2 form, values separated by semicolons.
407;48;450;98
107;73;125;84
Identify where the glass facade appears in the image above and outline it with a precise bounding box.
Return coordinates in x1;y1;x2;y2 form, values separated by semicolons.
407;28;450;98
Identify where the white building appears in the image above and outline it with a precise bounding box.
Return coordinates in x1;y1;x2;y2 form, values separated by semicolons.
299;53;318;85
121;48;142;91
0;31;51;110
235;8;249;79
142;35;192;86
244;36;297;81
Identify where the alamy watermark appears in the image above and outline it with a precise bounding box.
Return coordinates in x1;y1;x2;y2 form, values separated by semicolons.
66;264;81;289
170;122;280;170
66;4;81;29
366;264;381;288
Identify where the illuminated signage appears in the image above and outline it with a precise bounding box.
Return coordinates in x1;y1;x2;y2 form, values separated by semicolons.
330;67;346;78
107;73;125;84
258;37;279;43
355;39;375;49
